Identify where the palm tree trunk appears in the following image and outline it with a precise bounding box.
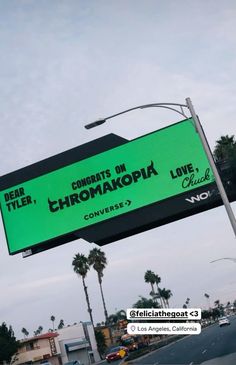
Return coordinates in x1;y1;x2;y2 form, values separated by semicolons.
98;276;113;344
161;296;166;308
150;283;158;305
82;276;94;328
156;285;164;307
98;276;108;323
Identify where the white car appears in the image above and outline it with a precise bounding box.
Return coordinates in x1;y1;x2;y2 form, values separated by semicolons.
219;316;230;327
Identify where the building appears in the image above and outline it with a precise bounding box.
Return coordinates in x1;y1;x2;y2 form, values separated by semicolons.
15;323;100;365
56;323;100;365
15;332;61;365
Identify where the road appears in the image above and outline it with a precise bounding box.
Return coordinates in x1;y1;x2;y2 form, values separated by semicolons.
132;315;236;364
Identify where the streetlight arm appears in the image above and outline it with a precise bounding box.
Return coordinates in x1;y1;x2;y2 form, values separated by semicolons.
84;102;188;129
140;104;188;118
210;258;236;263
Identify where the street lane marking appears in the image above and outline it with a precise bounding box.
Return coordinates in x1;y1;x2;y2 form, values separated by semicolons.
202;349;207;354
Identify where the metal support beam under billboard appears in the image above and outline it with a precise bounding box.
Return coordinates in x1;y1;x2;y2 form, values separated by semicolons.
85;98;236;238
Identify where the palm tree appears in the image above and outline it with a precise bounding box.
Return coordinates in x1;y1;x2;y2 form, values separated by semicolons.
214;299;220;308
34;326;43;336
144;270;157;302
50;316;55;331
37;326;43;334
107;309;126;326
107;313;118;325
72;253;94;328
213;135;236;194
58;319;65;329
133;296;159;309
116;309;126;320
88;248;109;325
185;298;190;307
204;293;210;309
161;288;173;308
21;328;29;339
158;288;166;308
213;135;236;161
154;274;163;307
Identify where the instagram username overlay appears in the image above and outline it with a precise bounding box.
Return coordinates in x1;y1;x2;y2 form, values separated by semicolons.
127;322;201;335
127;308;201;320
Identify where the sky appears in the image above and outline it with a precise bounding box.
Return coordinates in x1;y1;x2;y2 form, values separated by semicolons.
0;0;236;339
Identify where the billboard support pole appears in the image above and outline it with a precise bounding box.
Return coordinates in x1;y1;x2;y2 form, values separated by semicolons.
186;97;236;237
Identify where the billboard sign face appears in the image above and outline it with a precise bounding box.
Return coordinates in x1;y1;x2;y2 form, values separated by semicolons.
0;118;215;254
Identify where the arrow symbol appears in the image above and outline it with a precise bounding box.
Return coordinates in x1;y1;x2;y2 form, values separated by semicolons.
125;200;131;206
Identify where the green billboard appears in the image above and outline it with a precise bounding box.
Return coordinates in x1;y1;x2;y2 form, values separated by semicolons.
0;118;215;254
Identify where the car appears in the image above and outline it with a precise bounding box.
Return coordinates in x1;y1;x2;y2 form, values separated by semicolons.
105;346;129;363
219;316;230;327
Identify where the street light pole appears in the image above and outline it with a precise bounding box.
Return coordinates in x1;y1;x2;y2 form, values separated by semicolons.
185;98;236;237
84;97;236;237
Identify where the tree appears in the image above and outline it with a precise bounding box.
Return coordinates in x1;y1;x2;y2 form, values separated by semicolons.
107;314;118;325
34;326;43;336
154;274;163;307
95;330;107;359
213;135;236;195
214;300;224;315
214;299;220;308
133;296;159;309
144;270;157;303
0;322;19;364
161;288;173;308
21;328;29;339
202;310;211;320
211;307;220;320
58;319;65;329
72;253;94;328
204;293;210;309
116;309;126;320
185;298;190;307
88;248;109;325
107;309;126;325
213;135;236;162
50;316;55;331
